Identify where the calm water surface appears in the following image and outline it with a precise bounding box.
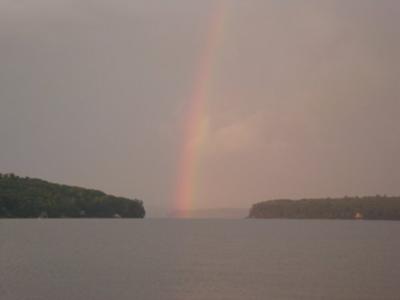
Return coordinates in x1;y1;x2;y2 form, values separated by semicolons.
1;219;400;300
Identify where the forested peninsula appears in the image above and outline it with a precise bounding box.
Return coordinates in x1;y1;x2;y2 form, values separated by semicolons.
249;196;400;220
0;174;145;218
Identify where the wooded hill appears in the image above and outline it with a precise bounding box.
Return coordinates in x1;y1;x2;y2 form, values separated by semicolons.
0;173;145;218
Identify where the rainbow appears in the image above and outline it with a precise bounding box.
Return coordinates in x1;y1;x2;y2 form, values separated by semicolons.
174;1;228;216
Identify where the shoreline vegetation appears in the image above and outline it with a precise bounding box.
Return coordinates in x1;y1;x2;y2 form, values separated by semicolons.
0;173;145;218
249;197;400;220
2;173;400;221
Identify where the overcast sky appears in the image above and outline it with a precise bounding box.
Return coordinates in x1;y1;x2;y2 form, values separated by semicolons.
1;0;399;216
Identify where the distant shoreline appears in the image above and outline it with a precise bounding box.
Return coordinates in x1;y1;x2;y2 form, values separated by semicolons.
249;197;400;221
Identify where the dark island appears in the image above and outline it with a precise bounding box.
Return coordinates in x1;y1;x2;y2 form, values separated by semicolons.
249;196;400;220
0;173;145;218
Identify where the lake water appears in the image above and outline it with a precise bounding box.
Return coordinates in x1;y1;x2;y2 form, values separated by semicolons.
1;219;400;300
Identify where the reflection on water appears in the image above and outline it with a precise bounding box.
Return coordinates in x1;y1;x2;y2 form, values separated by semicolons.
1;219;400;300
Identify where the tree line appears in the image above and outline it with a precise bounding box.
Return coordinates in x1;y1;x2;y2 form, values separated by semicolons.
249;196;400;220
0;173;145;218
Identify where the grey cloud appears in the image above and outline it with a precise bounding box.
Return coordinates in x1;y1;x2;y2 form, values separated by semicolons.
1;0;399;215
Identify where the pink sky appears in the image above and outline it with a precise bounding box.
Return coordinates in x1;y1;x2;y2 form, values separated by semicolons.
0;0;399;216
